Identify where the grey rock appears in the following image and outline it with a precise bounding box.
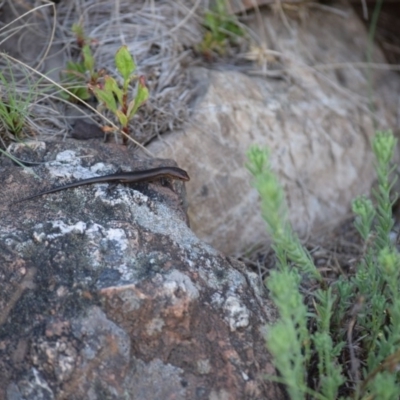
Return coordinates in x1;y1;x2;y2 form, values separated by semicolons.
0;140;282;400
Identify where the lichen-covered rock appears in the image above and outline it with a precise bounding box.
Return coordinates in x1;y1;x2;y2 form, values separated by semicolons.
0;140;282;400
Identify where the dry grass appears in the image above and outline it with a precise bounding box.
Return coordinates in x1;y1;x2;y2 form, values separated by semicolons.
0;0;398;150
0;0;206;146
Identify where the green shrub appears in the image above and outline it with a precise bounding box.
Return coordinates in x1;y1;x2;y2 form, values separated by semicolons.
198;0;244;58
60;23;149;145
247;130;400;399
0;64;39;137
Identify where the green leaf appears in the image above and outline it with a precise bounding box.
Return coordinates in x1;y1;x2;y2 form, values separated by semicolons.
104;76;123;104
373;130;396;165
72;23;84;38
82;44;95;73
126;99;136;120
224;20;244;37
379;247;400;278
62;85;91;101
128;76;149;118
204;13;218;35
115;45;135;82
74;86;91;100
64;61;86;76
93;86;117;112
115;109;128;127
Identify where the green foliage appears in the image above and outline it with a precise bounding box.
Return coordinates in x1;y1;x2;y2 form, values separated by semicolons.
246;146;321;281
61;24;149;144
91;46;149;144
352;195;375;240
312;288;345;399
266;269;310;400
82;44;96;76
60;58;92;102
60;24;102;102
247;130;400;399
115;45;135;84
0;65;36;137
372;131;397;250
60;23;99;102
71;22;87;48
198;0;244;57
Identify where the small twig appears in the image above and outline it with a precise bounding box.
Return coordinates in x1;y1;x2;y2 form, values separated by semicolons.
360;348;400;395
347;296;364;385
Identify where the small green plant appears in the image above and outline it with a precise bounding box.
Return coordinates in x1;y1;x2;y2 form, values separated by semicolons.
0;65;37;138
60;24;101;102
90;45;149;145
60;24;149;144
247;130;400;399
198;0;244;59
61;45;99;102
71;22;88;49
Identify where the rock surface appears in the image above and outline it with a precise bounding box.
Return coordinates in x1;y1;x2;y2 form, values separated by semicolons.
148;4;400;255
0;140;282;400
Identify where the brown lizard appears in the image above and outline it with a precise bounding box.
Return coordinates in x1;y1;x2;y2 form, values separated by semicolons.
16;166;190;203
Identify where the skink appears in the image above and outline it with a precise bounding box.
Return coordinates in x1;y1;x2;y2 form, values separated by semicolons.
16;166;190;203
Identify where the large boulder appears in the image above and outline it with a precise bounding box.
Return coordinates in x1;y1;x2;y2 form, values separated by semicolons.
148;4;400;255
0;140;283;400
